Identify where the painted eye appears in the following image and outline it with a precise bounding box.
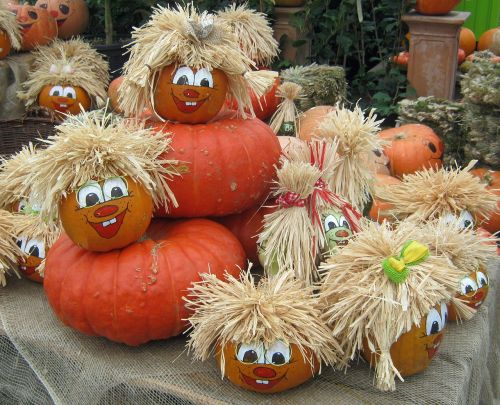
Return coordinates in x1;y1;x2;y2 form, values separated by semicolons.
265;341;291;366
63;87;76;99
17;199;28;213
49;85;64;97
194;68;213;88
323;214;339;232
59;4;70;14
440;302;448;327
25;238;45;259
339;215;350;229
38;3;48;9
426;308;443;335
172;66;194;86
103;177;128;201
428;142;437;153
476;271;488;287
28;10;38;20
458;210;474;230
77;182;104;208
16;237;27;251
460;276;478;296
236;343;264;364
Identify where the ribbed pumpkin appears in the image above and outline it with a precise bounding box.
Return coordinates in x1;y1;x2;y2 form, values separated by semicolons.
477;27;499;51
11;4;57;51
368;174;401;223
44;218;246;346
152;118;281;218
415;0;460;15
470;169;500;233
297;105;336;141
459;27;476;56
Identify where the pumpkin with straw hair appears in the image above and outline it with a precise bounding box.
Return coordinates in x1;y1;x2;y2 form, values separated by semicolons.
0;1;22;59
319;219;468;391
120;4;276;124
17;38;109;117
184;268;343;393
0;210;23;287
26;110;180;252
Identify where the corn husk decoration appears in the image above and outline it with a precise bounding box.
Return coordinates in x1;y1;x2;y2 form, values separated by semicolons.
0;210;23;286
269;82;304;136
26;110;180;220
217;3;279;67
376;161;499;223
184;268;344;377
315;105;385;212
120;4;276;119
319;219;465;391
17;38;109;109
0;1;21;51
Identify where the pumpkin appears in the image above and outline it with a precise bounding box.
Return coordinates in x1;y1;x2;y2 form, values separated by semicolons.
457;48;466;65
38;83;91;116
151;118;281;218
297;105;336;141
362;302;448;377
44;218;246;345
107;75;124;114
16;236;45;283
392;51;409;67
35;0;89;39
414;0;460;15
365;148;390;175
217;341;319;393
470;169;500;233
378;124;444;178
59;176;153;252
368;174;401;223
153;65;229;124
11;4;57;51
448;266;489;321
459;28;476;56
0;30;11;59
477;27;499;51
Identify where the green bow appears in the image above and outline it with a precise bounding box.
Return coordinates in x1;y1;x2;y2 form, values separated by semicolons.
382;240;429;283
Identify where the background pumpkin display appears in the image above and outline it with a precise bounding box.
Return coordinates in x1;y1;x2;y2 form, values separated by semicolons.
414;0;460;15
0;2;22;59
470;169;500;233
296;105;336;141
477;27;500;51
10;3;57;51
35;0;89;39
459;27;476;56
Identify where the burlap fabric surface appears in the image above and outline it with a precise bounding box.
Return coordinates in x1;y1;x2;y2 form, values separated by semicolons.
0;259;498;405
0;53;33;120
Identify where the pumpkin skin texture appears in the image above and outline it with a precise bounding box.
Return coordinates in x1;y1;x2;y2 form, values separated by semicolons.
0;30;11;59
16;236;45;283
12;4;57;51
59;176;153;252
362;303;448;377
35;0;89;39
460;28;476;56
152;118;281;218
217;340;319;393
154;65;228;124
378;124;444;178
44;218;246;346
448;266;489;321
107;75;124;114
368;174;401;223
38;84;91;117
477;27;499;51
365;148;391;175
470;169;500;233
297;105;336;141
415;0;460;15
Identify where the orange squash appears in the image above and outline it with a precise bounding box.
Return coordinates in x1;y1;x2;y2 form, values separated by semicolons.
0;30;11;59
477;27;499;51
368;174;401;223
35;0;89;39
415;0;460;15
470;169;500;233
459;27;476;56
11;4;57;51
38;83;91;116
448;266;489;321
297;105;336;141
107;75;124;114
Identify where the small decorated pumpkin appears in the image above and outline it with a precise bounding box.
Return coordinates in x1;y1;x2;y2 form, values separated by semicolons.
0;3;22;59
415;0;460;15
0;210;23;287
448;267;489;321
38;84;91;115
185;270;341;393
11;4;57;51
35;0;89;39
44;218;246;345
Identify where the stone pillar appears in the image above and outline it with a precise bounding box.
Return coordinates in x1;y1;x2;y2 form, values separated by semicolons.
402;10;470;100
273;7;311;65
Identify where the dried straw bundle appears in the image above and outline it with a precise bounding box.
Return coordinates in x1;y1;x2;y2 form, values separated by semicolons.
269;82;303;135
185;269;343;376
376;161;499;222
319;219;462;391
0;210;22;286
316;105;384;212
120;4;272;119
28;110;180;220
0;2;21;50
17;38;109;108
217;3;279;66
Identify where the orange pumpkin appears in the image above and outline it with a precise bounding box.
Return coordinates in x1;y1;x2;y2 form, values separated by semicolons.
153;65;228;124
107;75;124;114
459;28;476;56
368;174;401;223
35;0;89;39
477;27;499;51
297;105;336;141
217;340;319;393
362;302;448;377
11;4;57;51
470;169;500;233
59;176;153;252
16;236;45;283
378;124;444;178
365;149;391;175
448;266;489;321
38;83;91;116
415;0;460;15
0;30;11;59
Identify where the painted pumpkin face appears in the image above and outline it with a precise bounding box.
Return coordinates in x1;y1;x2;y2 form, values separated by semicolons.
12;4;58;51
459;267;489;308
322;208;354;253
363;302;447;377
38;84;91;116
59;176;153;252
154;65;229;124
16;236;45;283
443;210;475;230
0;30;11;59
35;0;89;39
217;340;319;393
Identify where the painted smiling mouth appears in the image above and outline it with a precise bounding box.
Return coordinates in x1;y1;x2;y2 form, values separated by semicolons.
425;336;443;359
53;102;71;111
334;239;349;247
466;300;483;308
89;210;126;239
20;23;33;34
172;94;207;114
56;18;67;27
240;372;285;390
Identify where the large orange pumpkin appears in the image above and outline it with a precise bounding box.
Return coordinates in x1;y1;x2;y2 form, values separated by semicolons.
44;218;246;346
297;105;336;141
368;174;401;223
38;83;91;116
477;27;499;51
378;124;444;178
470;169;500;233
460;27;476;56
153;65;228;124
415;0;460;15
217;341;319;393
151;118;281;218
35;0;89;39
11;4;57;51
448;266;489;321
107;75;124;114
59;176;153;252
0;30;11;59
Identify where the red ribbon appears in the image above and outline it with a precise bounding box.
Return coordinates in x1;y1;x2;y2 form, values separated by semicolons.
276;192;306;208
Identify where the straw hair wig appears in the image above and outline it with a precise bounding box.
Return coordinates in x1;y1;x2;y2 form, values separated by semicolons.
28;110;180;220
0;2;21;50
376;161;499;222
17;38;109;108
319;219;464;391
184;269;343;375
120;4;271;119
0;210;22;286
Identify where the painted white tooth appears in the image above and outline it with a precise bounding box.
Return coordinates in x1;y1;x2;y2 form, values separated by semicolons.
192;102;197;106
60;104;67;107
102;220;111;227
262;380;269;385
109;217;117;224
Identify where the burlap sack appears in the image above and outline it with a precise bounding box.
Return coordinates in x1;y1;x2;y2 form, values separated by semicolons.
0;53;33;120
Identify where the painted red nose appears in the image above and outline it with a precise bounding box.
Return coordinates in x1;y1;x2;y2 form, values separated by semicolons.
183;89;200;98
94;205;118;218
253;367;276;379
49;10;58;18
473;291;485;301
335;230;349;238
